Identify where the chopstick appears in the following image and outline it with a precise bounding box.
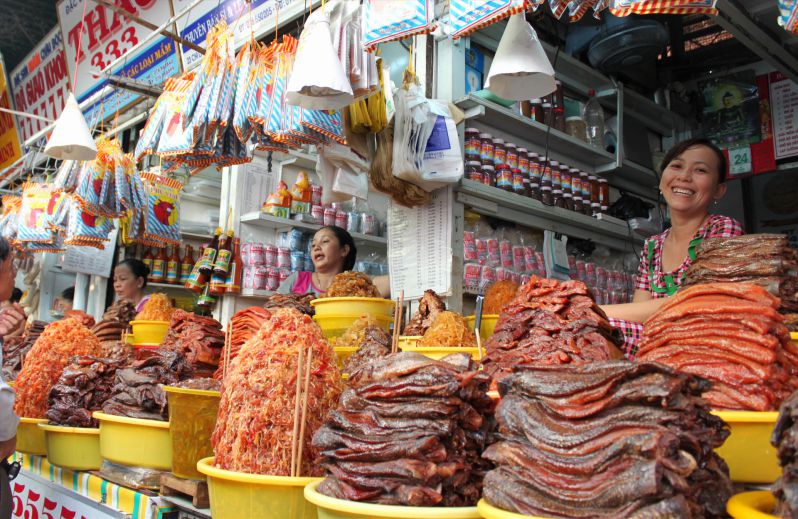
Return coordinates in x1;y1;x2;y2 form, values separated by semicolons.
290;344;305;477
296;346;314;477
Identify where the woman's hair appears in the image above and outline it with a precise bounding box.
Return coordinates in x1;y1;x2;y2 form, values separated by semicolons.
0;237;11;264
60;286;74;301
317;226;357;272
10;287;22;303
118;258;149;289
660;138;727;184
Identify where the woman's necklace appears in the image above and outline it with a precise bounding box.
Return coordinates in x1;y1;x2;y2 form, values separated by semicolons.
313;272;334;291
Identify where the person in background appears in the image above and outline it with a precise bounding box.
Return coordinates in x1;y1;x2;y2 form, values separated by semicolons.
601;138;743;358
0;239;21;470
277;226;390;297
113;259;151;312
0;287;25;339
2;288;21;307
53;287;74;315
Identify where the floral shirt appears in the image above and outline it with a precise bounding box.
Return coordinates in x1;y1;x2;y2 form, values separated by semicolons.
612;214;744;358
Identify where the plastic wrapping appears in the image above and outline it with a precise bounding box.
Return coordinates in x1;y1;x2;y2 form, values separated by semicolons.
449;0;529;39
362;0;435;50
99;460;165;490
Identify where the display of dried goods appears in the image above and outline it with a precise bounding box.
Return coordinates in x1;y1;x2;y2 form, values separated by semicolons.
64;310;96;329
482;276;623;380
483;280;519;315
684;234;798;314
483;361;732;518
161;310;225;377
173;378;221;391
47;356;125;427
13;318;103;418
100;341;133;361
1;320;46;380
102;349;193;421
323;271;381;298
402;290;445;336
637;282;798;411
262;293;315;315
314;352;494;506
213;308;342;475
135;293;175;321
102;300;137;326
417;311;477;348
214;307;272;380
331;316;391;373
772;390;798;518
91;320;128;343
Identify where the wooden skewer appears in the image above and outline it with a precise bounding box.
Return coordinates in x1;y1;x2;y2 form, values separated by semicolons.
290;344;305;477
475;329;483;361
296;346;314;478
222;325;232;379
397;290;405;349
391;296;401;354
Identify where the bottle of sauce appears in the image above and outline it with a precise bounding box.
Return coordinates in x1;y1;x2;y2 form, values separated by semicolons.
197;284;216;313
225;238;242;294
209;269;227;296
199;228;222;275
142;246;154;274
166;246;181;284
185;246;208;293
180;245;195;285
151;247;166;283
213;230;235;277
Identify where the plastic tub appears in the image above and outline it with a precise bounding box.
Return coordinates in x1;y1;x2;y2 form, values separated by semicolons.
466;315;499;341
727;491;777;518
333;347;357;370
398;336;422;350
94;411;172;470
197;457;320;519
792;332;798;342
311;298;395;318
399;345;482;361
129;320;169;345
713;410;779;483
305;480;480;518
477;499;550;519
38;424;101;471
16;417;48;455
313;314;392;339
163;386;220;480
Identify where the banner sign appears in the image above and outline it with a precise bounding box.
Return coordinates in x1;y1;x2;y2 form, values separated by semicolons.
0;55;22;169
770;71;798;160
9;27;70;143
56;0;180;122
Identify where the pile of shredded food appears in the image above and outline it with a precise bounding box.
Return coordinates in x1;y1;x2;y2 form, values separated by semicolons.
13;318;103;418
331;315;381;348
484;280;519;314
136;293;175;321
331;315;391;374
417;311;477;348
323;272;381;298
212;308;343;476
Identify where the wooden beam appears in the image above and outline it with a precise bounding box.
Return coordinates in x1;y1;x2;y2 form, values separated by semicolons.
89;0;206;55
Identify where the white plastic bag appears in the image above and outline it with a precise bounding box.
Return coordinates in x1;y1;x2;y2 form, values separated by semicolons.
422;100;464;183
333;167;369;200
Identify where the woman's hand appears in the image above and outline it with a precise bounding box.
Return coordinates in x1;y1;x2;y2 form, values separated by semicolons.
601;292;667;323
0;304;25;338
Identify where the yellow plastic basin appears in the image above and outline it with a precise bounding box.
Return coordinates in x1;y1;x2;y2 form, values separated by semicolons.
17;417;48;455
197;457;320;519
333;347;358;370
311;297;395;318
305;480;480;518
727;491;777;519
38;424;101;471
477;499;552;519
713;410;780;483
398;336;421;350
466;315;499;341
313;314;392;339
400;345;482;361
94;411;172;470
130;320;169;345
164;386;220;480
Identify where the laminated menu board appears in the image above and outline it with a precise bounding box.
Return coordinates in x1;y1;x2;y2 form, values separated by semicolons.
388;187;453;300
62;229;118;277
770;71;798;160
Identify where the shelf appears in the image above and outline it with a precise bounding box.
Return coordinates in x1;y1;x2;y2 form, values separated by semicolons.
456;179;642;251
239;212;388;247
181;231;212;240
181;192;221;204
147;282;190;290
456;95;615;170
255;148;318;170
238;289;275;298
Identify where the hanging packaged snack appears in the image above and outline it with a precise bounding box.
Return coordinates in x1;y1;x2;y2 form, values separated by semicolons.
18;183;62;244
140;173;182;246
286;7;354;110
290;171;312;215
449;0;529;39
609;0;717;15
362;0;436;51
779;0;798;33
262;180;292;219
232;41;257;143
52;160;81;193
65;200;113;249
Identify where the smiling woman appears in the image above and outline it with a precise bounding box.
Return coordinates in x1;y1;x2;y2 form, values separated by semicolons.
601;138;744;357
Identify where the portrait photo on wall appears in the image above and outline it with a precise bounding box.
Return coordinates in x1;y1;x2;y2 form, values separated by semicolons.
700;71;761;149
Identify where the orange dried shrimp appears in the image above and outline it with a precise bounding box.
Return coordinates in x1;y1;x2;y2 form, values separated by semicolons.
212;308;342;476
417;311;477;348
323;271;381;298
484;280;520;314
13;318;103;418
136;293;175;321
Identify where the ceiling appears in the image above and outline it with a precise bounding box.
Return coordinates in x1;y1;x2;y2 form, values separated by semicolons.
0;0;58;72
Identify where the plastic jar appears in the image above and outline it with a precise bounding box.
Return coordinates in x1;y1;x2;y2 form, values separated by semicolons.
529;153;541;184
588;174;599;204
496;164;513;192
552;189;564;208
465;128;481;158
466;161;483;182
480;133;494;163
573;196;584;214
541;186;554;206
481;165;495;186
563;192;573;211
518;148;529;176
561;166;572;195
550;160;561;191
493;138;506;166
598;178;610;207
529;183;541;202
506;143;518;169
541;158;552;188
580;172;592;201
512;168;526;196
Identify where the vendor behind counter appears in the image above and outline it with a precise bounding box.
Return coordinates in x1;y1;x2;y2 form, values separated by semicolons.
601;138;743;357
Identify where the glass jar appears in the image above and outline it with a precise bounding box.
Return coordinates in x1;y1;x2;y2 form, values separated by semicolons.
588;174;599;204
480;133;494;163
542;102;553;126
561;166;572;195
465;127;481;160
512;168;526;196
550;160;561;190
570;168;581;197
493;139;506;166
481;165;495;187
518;148;529;177
541;158;552;188
531;99;544;123
541;186;554;206
529;183;541;202
466;161;483;182
496;164;513;192
563;192;573;211
506;143;518;169
573;196;584;214
591;202;601;217
598;178;610;207
580;172;591;201
552;189;564;208
528;153;541;184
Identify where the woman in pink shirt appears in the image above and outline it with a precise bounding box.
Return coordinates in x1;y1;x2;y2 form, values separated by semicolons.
113;259;151;312
278;226;359;297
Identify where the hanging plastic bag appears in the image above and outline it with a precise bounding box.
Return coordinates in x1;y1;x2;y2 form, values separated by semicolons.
392;85;445;192
333;167;369;200
362;0;436;51
286;8;354;110
421;100;464;184
449;0;529;39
